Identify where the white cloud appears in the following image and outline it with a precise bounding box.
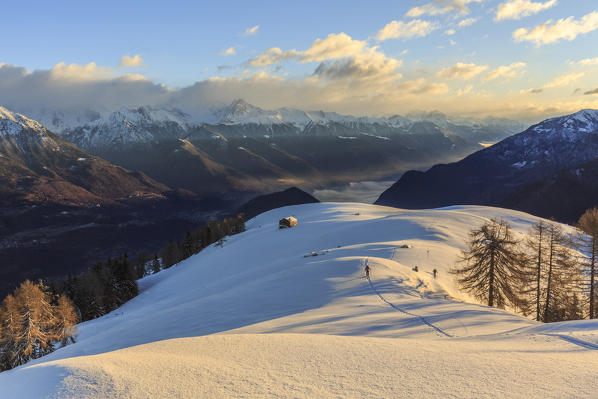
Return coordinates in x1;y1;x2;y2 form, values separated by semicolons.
243;25;260;36
446;29;456;35
119;54;143;67
376;19;439;41
513;11;598;45
406;0;482;18
577;57;598;66
220;47;236;56
50;62;113;81
495;0;557;22
437;62;489;80
247;33;403;84
458;18;478;28
484;62;526;80
543;72;584;88
302;33;367;61
247;47;301;67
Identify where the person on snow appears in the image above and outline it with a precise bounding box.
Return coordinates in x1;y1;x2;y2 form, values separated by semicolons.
365;263;371;278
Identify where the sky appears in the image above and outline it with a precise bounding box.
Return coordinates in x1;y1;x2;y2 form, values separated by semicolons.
1;0;598;122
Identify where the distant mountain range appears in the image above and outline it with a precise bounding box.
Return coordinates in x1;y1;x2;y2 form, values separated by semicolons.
23;100;523;197
376;109;598;223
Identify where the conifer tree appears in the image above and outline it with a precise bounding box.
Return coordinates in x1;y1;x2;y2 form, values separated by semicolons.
53;294;78;347
523;220;548;321
151;254;161;274
452;219;525;309
577;208;598;319
542;224;583;322
0;294;21;370
14;281;57;362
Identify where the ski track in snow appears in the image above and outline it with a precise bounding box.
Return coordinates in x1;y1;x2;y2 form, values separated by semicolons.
365;259;452;338
541;333;598;351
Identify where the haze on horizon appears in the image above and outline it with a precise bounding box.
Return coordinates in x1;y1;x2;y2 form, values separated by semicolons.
1;0;597;123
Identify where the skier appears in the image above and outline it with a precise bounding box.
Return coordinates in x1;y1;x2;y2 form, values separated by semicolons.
365;263;370;278
433;269;438;279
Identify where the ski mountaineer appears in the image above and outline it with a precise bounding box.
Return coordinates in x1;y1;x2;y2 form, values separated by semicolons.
365;263;370;278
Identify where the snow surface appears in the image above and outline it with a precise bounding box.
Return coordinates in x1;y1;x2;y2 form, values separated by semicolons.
1;203;597;398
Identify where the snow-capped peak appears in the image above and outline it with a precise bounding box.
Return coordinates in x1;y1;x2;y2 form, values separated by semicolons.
532;109;598;138
0;105;47;136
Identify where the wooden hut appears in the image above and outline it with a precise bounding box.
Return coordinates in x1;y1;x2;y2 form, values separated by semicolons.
279;216;298;229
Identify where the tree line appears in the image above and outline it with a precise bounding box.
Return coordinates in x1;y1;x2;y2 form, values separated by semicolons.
452;208;598;322
0;214;245;372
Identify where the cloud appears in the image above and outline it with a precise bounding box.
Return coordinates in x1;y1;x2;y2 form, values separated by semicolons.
0;62;165;117
522;72;584;94
220;47;236;56
247;47;301;67
484;62;526;80
445;29;456;35
577;57;598;66
495;0;557;22
312;53;402;82
543;72;584;88
243;25;260;36
585;88;598;95
513;11;598;45
437;62;489;80
406;0;482;17
119;54;143;67
50;62;113;81
458;18;478;28
247;33;403;84
376;19;439;41
520;88;544;94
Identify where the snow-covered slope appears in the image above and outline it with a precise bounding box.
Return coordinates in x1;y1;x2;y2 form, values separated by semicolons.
1;203;596;398
0;105;61;150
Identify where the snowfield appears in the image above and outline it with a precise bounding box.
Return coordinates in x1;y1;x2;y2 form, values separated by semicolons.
1;203;597;398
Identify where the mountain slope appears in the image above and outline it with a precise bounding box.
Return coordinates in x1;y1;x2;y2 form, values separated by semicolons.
1;203;597;398
501;158;598;222
0;106;169;206
376;109;598;216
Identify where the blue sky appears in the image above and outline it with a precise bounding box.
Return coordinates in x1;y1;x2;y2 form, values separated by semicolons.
1;0;597;120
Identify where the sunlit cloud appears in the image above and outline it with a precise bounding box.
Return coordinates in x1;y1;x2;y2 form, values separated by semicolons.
50;62;112;81
119;54;143;67
458;18;478;28
376;19;439;41
495;0;557;22
406;0;483;17
220;47;237;56
513;11;598;45
243;25;260;36
577;57;598;66
437;62;489;80
543;72;584;88
485;62;526;81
